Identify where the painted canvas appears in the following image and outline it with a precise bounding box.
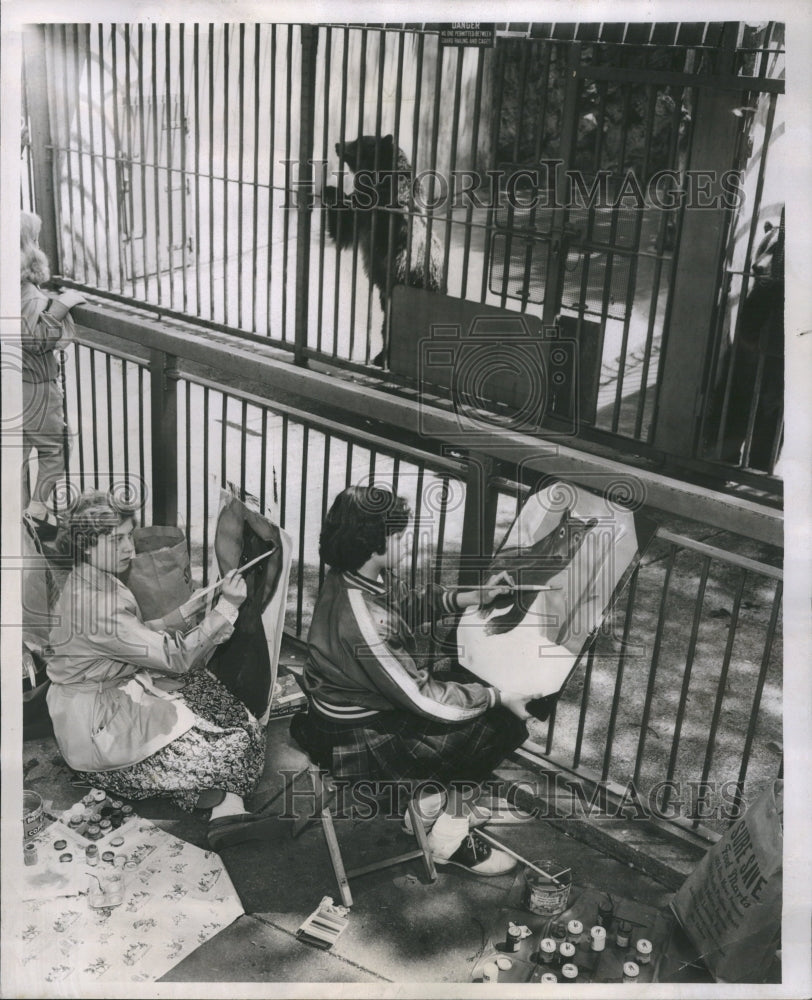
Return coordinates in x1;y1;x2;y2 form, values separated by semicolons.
457;480;656;701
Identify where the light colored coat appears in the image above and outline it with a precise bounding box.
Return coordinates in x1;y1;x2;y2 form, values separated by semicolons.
47;563;236;771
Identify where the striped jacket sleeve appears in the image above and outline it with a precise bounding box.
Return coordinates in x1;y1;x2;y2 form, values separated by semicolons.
342;588;499;722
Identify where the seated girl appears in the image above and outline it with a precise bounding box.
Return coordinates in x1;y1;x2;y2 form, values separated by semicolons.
298;485;547;877
47;490;273;850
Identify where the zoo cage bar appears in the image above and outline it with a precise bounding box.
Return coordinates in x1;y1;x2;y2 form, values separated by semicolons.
22;20;785;494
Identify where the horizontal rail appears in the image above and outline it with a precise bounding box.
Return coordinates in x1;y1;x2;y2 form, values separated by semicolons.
655;528;782;579
73;301;783;548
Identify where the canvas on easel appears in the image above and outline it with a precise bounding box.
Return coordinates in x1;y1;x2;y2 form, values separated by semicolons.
456;479;657;705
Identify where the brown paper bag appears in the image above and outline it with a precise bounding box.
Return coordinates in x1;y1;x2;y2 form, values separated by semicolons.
670;780;783;982
123;526;192;621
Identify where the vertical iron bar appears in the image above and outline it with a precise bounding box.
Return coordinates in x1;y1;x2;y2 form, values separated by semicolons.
251;25;261;334
280;414;289;527
239;400;248;496
294;24;319;365
601;565;640;781
661;555;711;810
295;425;310;636
237;24;246;330
184;381;192;558
731;580;782;817
73;346;86;482
259;407;268;513
572;642;596;769
479;40;506;305
164;26;178;309
89;349;99;487
149;350;178;525
282;26;293;342
633;544;676;785
266;26;277;338
136;25;150;299
193;24;202;314
207;25;215;319
318;434;332;589
94;25;113;289
316;27;331;354
220;392;228;485
137;365;146;524
409;465;425;592
422;37;443;292
105;354;114;479
150;24;164;304
202;386;210;584
347;28;368;361
179;25;189;314
382;30;406;367
694;568;746;823
222;24;230;324
121;358;131;502
73;25;92;284
109;25;127;290
331;28;350;358
459;47;485;300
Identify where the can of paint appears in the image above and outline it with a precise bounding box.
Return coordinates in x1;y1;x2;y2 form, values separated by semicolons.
86;844;99;866
523;860;572;916
23;790;43;841
615;920;632;948
539;938;556;964
560;963;578;982
597;897;614;929
506;925;522;952
559;941;575;963
99;819;112;833
91;789;106;803
623;961;640;983
540;973;558;984
24;841;38;866
590;926;606;952
86;824;102;841
635;939;652;964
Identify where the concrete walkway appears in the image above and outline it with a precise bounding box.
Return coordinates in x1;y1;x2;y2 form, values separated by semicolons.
23;706;714;988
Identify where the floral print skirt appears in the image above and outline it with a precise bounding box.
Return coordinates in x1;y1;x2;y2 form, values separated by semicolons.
73;667;267;811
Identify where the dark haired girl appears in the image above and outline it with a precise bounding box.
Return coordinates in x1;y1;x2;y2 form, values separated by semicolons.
299;485;547;876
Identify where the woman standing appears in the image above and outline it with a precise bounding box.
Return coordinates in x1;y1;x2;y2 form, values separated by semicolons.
47;491;273;850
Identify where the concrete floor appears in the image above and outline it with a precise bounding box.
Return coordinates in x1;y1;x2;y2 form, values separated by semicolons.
22;706;713;987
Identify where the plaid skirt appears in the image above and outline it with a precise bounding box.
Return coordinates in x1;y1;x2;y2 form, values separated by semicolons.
294;705;528;787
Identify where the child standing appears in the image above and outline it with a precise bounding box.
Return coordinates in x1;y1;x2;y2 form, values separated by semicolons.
20;211;84;540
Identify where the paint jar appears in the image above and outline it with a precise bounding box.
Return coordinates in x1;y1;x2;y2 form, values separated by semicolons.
523;860;572;916
86;844;99;867
23;790;43;841
623;961;640;983
99;819;112;833
86;825;102;841
590;926;606;952
566;919;583;942
635;939;652;965
481;962;498;983
505;924;522;952
615;920;632;948
24;841;38;866
551;921;567;943
87;871;125;909
121;805;134;819
560;963;578;983
495;957;512;972
597;897;614;929
540;972;557;984
559;941;575;964
91;789;106;803
539;938;556;964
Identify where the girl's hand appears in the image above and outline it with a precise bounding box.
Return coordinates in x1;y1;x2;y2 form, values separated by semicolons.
218;569;247;609
480;570;515;605
500;689;545;720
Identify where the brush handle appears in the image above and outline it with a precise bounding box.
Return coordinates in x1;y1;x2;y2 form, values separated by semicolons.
193;548;275;602
475;830;570;886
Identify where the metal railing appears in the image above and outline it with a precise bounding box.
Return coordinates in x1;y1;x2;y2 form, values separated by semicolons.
23;21;786;495
50;312;782;837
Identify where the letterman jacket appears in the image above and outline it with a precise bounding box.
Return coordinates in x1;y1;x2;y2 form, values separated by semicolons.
304;568;500;723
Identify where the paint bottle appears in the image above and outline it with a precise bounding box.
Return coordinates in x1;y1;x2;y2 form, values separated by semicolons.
635;939;652;965
615;920;632;948
623;961;640;983
597;897;614;929
24;842;38;866
567;919;584;943
590;925;606;952
540;973;558;984
505;924;522;952
559;941;575;965
86;843;99;866
539;938;556;964
560;963;578;983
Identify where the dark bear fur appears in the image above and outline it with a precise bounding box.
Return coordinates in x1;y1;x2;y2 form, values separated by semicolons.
322;134;444;365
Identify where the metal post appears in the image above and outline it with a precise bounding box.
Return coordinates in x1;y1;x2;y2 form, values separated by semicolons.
22;26;60;271
149;349;178;525
293;25;318;365
458;454;498;587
